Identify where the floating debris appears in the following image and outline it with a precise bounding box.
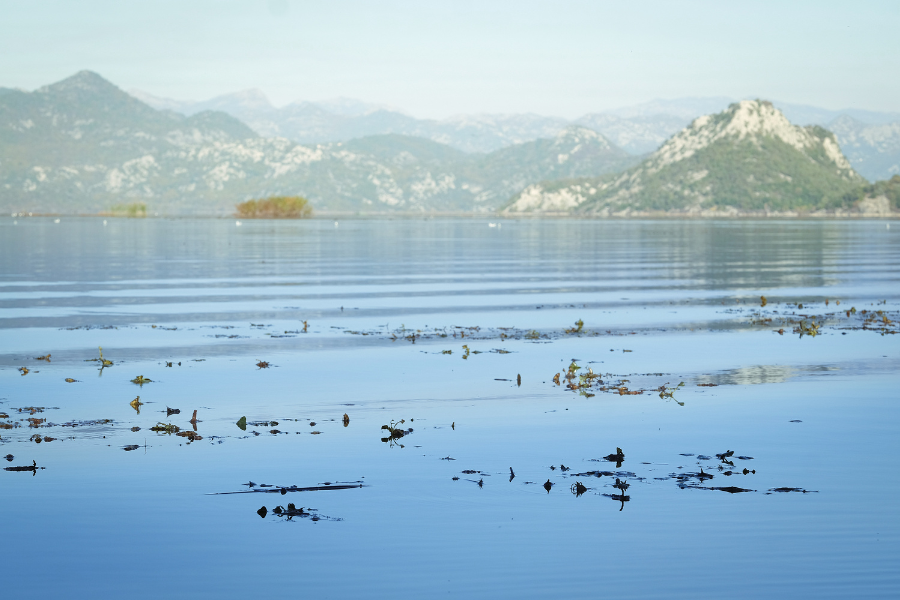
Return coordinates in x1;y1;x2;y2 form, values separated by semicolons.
35;354;51;361
342;413;350;427
256;360;270;369
210;482;365;496
4;460;43;474
150;422;180;434
710;486;754;494
381;419;412;446
602;447;625;467
86;347;114;368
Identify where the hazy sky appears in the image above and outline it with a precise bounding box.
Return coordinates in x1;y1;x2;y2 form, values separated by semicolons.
1;0;897;118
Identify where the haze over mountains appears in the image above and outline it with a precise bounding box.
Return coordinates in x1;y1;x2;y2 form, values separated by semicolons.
132;87;900;182
1;71;897;216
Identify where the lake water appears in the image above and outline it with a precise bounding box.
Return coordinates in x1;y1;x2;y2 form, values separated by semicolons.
1;217;898;599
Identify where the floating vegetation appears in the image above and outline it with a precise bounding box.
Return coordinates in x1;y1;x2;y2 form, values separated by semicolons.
131;375;151;386
658;382;685;405
571;481;588;496
256;360;270;369
130;396;143;414
35;354;51;362
211;482;365;496
176;430;202;442
260;503;342;522
150;422;180;434
381;419;413;446
60;418;113;428
342;413;350;427
65;378;78;383
18;367;29;376
86;346;114;367
564;319;584;334
236;416;247;431
602;447;625;467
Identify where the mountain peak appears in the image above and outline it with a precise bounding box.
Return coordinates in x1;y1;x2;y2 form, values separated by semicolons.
39;70;121;95
652;99;852;172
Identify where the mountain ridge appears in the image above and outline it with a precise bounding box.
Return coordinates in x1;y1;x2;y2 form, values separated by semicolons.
503;100;875;216
132;84;900;179
0;72;634;215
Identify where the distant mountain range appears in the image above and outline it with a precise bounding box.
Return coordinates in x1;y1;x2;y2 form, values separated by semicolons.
1;71;896;217
0;72;636;215
503;100;886;216
132;88;900;181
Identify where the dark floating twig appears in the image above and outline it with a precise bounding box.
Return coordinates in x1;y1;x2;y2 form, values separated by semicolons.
209;482;365;496
767;487;818;494
709;486;754;494
4;460;43;475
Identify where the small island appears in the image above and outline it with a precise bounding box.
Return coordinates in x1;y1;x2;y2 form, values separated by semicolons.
235;195;313;219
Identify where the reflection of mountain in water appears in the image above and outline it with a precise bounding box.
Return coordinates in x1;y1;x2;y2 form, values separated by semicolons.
701;364;839;386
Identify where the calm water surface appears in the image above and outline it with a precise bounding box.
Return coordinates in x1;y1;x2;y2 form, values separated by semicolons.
1;217;898;598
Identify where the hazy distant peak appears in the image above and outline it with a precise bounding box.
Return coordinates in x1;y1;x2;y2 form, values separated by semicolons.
38;70;120;95
309;96;404;117
202;88;273;111
556;124;610;142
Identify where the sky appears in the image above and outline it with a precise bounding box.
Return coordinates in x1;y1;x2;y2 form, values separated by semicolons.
1;0;898;119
